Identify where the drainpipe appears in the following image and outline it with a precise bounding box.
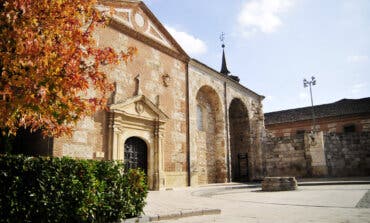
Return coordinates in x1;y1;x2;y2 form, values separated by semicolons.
185;62;191;187
224;81;231;182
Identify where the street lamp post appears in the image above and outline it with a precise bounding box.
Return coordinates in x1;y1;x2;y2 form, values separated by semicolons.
303;76;317;132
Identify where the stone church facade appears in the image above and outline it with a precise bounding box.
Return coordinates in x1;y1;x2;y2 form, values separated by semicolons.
50;0;265;190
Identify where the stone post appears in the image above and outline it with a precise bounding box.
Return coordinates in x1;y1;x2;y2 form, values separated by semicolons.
304;131;328;177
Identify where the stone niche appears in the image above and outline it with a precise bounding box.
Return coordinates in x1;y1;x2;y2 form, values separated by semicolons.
262;177;298;191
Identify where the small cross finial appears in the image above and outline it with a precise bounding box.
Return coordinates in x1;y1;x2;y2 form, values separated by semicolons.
220;32;225;48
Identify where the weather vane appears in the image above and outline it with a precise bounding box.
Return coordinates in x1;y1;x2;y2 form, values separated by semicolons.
220;32;225;48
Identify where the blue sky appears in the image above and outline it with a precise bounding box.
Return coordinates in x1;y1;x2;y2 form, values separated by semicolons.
143;0;370;112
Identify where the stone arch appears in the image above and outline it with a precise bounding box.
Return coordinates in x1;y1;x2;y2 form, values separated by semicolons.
229;98;251;182
4;128;53;156
124;136;148;174
195;85;226;184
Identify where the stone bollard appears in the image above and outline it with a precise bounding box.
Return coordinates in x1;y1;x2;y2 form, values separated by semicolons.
261;177;298;191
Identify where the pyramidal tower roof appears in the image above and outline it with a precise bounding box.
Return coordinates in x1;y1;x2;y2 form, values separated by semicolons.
220;44;230;75
219;33;240;82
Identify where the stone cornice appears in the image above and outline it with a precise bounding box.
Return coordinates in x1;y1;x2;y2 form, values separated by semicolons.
137;1;188;57
110;94;169;123
189;59;265;101
99;0;189;63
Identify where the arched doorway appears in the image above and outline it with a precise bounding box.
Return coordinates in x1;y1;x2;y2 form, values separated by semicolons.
229;98;250;182
124;137;148;174
110;94;168;190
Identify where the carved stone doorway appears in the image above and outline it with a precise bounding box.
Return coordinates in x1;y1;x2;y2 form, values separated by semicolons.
109;94;168;190
124;137;148;174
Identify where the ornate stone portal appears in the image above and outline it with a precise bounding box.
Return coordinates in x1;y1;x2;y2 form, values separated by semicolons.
108;95;168;190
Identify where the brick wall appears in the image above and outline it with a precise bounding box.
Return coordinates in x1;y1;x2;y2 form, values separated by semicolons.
266;115;370;137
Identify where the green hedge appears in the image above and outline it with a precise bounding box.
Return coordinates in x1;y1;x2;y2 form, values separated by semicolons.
0;154;148;223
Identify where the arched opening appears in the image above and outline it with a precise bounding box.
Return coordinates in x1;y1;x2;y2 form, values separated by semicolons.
124;137;148;174
195;85;226;184
229;98;250;182
0;128;53;156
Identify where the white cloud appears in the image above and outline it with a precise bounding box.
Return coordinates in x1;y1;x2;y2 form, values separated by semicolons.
165;25;207;56
347;55;369;63
265;95;274;101
351;83;367;95
237;0;295;36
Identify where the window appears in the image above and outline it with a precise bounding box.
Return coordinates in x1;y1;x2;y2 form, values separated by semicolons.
197;105;204;131
296;130;305;135
343;124;356;133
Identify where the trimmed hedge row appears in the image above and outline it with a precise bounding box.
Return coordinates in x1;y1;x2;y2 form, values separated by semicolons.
0;154;148;223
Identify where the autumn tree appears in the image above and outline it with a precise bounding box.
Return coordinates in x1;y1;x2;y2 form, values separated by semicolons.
0;0;135;139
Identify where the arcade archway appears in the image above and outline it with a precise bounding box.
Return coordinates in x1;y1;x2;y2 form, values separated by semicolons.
229;98;251;182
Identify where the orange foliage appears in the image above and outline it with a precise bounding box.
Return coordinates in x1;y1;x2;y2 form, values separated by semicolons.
0;0;136;137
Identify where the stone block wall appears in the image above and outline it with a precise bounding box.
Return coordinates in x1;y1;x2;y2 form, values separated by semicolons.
53;114;106;159
188;60;265;184
188;63;227;185
324;132;370;177
195;89;220;184
263;131;370;178
53;1;266;188
263;134;309;177
55;18;189;188
227;82;265;181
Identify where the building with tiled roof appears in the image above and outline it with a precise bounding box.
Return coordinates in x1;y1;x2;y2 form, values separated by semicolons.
264;97;370;137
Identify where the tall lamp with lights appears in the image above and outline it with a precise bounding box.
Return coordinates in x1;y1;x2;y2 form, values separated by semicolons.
303;76;317;133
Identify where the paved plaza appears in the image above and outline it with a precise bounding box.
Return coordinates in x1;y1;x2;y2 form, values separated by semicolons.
143;180;370;223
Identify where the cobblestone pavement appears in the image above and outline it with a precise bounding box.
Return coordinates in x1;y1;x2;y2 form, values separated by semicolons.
144;183;370;223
